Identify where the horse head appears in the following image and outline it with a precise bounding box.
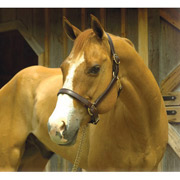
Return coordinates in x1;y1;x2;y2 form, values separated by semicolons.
47;15;122;145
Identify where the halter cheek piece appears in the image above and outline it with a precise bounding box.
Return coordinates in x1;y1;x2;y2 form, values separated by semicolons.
57;33;121;125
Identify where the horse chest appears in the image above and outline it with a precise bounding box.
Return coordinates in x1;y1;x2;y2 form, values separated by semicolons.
87;115;157;171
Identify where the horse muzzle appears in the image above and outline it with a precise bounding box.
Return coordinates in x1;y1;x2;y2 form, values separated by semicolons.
47;120;79;146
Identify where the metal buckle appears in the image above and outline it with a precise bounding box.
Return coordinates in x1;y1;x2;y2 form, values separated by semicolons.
113;54;120;64
87;104;96;116
88;104;100;125
88;107;93;116
113;72;119;80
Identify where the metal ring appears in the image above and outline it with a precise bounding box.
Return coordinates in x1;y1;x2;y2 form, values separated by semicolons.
113;72;119;80
113;54;120;64
88;107;94;116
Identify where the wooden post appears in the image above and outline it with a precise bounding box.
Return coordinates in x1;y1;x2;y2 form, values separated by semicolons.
63;8;67;59
38;53;45;66
121;8;126;37
168;124;180;159
44;8;50;67
138;8;148;67
81;8;86;31
100;8;106;28
148;9;160;84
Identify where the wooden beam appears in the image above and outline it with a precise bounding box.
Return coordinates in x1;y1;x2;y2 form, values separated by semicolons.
168;123;180;159
163;92;180;123
38;53;45;66
100;8;106;28
163;92;180;106
62;8;67;59
166;107;180;123
121;8;126;37
0;20;44;64
81;8;86;31
138;8;148;67
160;8;180;31
161;64;180;94
148;9;160;83
0;20;17;32
44;8;50;67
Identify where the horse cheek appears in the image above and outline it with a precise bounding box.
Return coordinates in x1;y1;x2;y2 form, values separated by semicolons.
97;87;117;114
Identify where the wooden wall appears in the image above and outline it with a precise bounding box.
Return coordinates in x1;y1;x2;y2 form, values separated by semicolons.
48;8;139;68
0;8;180;171
0;8;139;67
159;9;180;171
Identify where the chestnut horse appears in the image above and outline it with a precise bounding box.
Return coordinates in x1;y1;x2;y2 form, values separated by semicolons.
0;15;168;171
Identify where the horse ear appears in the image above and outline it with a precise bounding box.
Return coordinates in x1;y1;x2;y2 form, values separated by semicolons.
90;14;105;39
63;16;81;41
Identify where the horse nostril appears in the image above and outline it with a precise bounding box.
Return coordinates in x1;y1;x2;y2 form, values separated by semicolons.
59;121;65;130
59;121;66;132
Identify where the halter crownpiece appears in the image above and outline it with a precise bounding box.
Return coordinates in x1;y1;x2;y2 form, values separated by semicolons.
57;32;121;125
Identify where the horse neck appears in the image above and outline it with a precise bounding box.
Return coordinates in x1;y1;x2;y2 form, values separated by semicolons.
108;40;162;135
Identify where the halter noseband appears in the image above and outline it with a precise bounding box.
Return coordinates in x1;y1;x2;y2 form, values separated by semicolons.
57;33;121;125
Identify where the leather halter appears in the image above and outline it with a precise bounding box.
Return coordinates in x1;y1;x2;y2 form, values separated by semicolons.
57;33;121;125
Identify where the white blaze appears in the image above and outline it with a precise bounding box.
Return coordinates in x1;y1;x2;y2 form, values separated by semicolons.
48;53;85;128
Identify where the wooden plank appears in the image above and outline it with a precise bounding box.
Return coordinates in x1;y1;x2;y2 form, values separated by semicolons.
49;8;63;67
163;92;180;106
163;92;180;123
38;53;45;66
16;8;33;35
159;18;180;85
100;8;106;28
81;8;86;31
18;21;44;56
63;8;68;59
161;64;180;94
86;8;100;28
0;8;16;22
126;8;138;50
65;9;81;55
106;8;121;36
160;8;180;31
32;8;45;49
148;9;160;84
0;20;18;32
121;8;126;37
166;107;180;123
138;8;148;67
44;8;50;67
162;143;180;171
168;123;180;159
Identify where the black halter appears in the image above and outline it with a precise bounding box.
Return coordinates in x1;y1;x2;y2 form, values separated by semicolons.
57;33;121;125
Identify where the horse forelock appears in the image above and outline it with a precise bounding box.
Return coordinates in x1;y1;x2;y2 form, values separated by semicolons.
72;29;94;58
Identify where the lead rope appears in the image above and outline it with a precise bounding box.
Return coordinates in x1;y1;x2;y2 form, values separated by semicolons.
72;124;88;172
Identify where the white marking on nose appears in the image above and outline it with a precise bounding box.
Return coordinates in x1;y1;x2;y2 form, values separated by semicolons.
48;53;85;128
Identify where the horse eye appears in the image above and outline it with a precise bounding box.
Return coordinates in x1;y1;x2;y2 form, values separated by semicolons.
88;65;100;75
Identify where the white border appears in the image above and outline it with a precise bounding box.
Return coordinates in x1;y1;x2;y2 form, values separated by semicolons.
1;0;180;8
0;172;178;180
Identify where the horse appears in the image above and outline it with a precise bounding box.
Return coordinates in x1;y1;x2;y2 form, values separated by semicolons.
0;14;168;171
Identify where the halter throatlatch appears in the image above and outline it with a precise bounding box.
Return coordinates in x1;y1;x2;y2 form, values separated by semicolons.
57;33;121;125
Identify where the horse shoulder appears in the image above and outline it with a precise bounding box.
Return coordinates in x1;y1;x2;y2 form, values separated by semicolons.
31;67;63;131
